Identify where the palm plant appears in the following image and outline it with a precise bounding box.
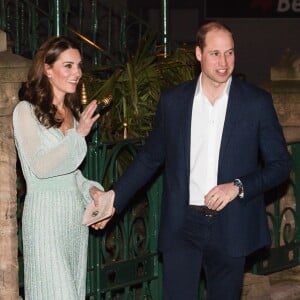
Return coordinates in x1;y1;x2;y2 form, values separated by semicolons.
83;30;198;141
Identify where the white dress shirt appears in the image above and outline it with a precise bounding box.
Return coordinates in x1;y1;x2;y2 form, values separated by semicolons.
189;74;231;205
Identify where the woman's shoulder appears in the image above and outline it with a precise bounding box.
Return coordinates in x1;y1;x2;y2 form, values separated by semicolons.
14;100;33;113
15;100;32;109
13;101;35;121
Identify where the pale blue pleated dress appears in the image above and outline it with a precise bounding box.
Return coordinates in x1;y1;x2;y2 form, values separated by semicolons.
13;101;103;300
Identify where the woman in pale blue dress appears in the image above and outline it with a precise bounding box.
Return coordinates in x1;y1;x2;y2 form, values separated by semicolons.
13;36;103;299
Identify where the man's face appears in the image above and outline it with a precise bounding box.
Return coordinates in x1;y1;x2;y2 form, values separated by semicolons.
196;29;235;85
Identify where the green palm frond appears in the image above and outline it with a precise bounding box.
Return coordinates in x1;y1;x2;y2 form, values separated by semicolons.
83;31;198;142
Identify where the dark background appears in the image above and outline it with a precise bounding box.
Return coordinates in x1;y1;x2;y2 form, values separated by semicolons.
128;0;300;85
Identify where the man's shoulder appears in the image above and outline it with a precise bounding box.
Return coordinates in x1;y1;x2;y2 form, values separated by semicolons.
232;76;270;98
162;78;198;97
159;79;198;109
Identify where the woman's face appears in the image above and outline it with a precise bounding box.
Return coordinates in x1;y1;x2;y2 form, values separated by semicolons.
45;48;82;100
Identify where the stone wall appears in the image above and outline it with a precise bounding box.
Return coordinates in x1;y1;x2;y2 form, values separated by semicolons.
0;31;31;300
242;54;300;300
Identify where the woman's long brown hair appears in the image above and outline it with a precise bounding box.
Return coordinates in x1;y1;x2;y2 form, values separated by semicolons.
19;36;82;128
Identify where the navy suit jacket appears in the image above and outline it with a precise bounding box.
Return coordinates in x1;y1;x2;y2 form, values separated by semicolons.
114;76;290;257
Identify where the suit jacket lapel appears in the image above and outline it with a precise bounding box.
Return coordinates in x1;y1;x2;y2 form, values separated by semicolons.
218;78;242;177
183;79;198;181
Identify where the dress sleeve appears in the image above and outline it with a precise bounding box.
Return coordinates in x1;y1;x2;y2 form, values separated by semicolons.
74;170;104;206
13;101;87;178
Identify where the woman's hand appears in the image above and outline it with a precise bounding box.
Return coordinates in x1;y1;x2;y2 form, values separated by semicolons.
89;187;116;230
91;207;115;230
76;100;99;137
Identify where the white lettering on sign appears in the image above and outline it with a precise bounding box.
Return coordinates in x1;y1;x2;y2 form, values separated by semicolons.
277;0;300;12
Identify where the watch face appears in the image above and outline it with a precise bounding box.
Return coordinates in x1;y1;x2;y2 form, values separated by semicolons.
234;179;244;197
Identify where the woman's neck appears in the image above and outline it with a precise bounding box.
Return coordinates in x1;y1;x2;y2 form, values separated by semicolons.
53;95;65;111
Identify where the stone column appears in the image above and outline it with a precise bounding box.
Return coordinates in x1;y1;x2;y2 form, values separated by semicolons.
0;31;31;300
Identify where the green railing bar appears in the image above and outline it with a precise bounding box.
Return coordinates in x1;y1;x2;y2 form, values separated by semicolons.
0;0;6;29
292;144;300;262
161;0;169;57
53;0;61;36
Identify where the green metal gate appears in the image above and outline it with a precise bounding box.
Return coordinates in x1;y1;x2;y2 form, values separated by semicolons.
83;139;163;299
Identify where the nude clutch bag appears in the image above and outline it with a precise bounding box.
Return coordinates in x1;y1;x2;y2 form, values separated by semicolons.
82;190;115;226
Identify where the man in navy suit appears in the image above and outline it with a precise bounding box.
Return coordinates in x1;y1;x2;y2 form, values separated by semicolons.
94;21;290;299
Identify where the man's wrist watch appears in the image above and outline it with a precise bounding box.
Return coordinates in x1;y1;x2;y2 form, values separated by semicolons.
233;179;244;198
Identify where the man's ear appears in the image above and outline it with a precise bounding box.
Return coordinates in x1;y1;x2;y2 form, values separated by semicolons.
195;46;202;62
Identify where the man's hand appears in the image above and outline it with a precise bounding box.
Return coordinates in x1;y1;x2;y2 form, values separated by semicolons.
204;182;239;211
89;187;116;230
89;186;104;206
